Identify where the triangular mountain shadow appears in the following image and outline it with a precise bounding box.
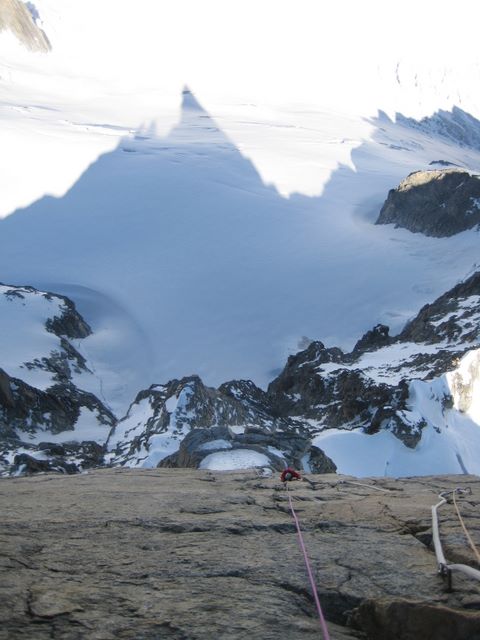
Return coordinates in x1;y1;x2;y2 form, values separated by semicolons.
118;86;281;193
0;91;479;389
0;87;326;386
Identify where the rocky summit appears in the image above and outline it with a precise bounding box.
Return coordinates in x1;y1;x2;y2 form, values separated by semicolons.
1;469;480;639
376;169;480;237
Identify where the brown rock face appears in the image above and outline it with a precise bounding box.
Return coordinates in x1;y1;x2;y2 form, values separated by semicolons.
0;470;479;639
376;169;480;237
351;598;480;640
0;0;51;52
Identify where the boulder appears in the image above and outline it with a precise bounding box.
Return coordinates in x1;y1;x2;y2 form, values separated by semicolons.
353;324;392;354
376;169;480;237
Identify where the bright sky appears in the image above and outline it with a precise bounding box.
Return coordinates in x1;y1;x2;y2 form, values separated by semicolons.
27;0;480;116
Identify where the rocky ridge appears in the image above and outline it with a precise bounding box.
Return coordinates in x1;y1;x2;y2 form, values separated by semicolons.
376;169;480;237
109;270;480;468
2;268;480;476
106;376;328;471
0;284;116;475
398;106;480;153
0;367;114;474
1;469;479;639
0;0;51;52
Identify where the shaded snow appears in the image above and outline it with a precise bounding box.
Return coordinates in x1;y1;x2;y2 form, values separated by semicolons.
1;97;480;396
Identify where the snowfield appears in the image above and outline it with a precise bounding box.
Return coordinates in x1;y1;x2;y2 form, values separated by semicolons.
1;87;480;398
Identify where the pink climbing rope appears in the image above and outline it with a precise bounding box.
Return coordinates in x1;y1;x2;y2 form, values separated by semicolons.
287;489;331;640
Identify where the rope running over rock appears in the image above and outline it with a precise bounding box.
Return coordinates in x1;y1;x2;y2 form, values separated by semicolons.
286;484;331;640
452;488;480;566
431;488;480;585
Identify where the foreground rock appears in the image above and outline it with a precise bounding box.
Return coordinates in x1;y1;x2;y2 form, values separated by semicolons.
0;469;479;639
376;169;480;236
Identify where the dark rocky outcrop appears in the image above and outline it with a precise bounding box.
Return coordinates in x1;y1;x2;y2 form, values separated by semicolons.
108;376;276;467
376;169;480;237
0;369;115;438
12;452;78;475
0;283;116;475
10;441;105;475
353;324;392;354
399;270;480;345
267;341;344;417
0;368;15;408
108;375;336;470
268;356;424;448
1;283;94;386
44;295;92;339
219;379;276;426
106;270;480;464
261;271;480;448
0;367;115;474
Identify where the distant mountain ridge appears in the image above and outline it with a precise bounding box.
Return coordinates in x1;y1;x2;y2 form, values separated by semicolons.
397;107;480;152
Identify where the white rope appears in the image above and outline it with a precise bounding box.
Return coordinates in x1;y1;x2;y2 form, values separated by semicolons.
431;488;480;584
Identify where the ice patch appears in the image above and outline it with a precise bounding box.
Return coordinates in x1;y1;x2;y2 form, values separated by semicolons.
199;449;271;470
165;395;179;413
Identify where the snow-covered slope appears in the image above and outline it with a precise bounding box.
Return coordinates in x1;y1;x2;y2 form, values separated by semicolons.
0;282;132;412
0;282;92;390
2;2;480;477
311;275;480;476
314;349;480;478
1;88;480;397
